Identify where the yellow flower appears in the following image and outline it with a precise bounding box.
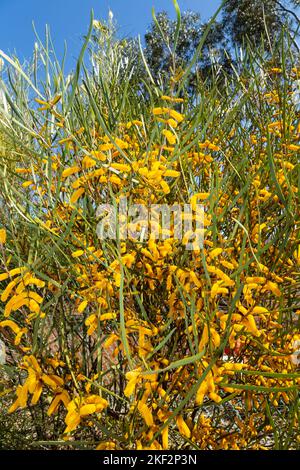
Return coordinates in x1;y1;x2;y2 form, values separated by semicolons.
70;187;85;204
96;442;116;450
0;228;6;244
190;192;210;210
85;314;97;335
210;282;229;299
62;166;80;178
90;150;107;162
35;94;61;110
293;245;300;265
110;163;131;172
161;95;184;103
262;281;281;297
121;253;136;268
209;248;223;259
160;180;170;194
269;67;282;73
47;390;70;416
209;392;222;403
162;426;169;449
9;355;63;412
163;169;180;178
199;324;209;351
152;107;184;123
124;369;141;397
99;143;114;151
1;277;21;302
207;266;235;287
4;292;43;318
168;109;184;123
103;333;119;349
286;144;300;151
195;381;208;405
72;249;84;258
138;402;154;427
16;277;45;293
126;120;143;129
82;156;97;169
78;300;88;314
152;107;169;116
162;129;177;145
8;384;29;413
252;306;269;315
0;320;27;345
22;181;35;189
166;118;178;128
243;314;260;337
64;395;108;433
176;415;191;438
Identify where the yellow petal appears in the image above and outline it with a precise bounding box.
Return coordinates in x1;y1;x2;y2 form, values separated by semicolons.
0;272;9;281
161;95;184;103
70;187;85;204
169;109;184;123
79;404;96;416
77;300;88;314
96;442;116;450
163;169;180;178
1;278;21;302
195;381;208;405
162;426;169;449
176;416;191;438
62;166;80;178
64;411;81;433
199;324;209;351
110;163;131;172
0;228;7;244
152;107;168;116
244;315;260;337
0;319;20;334
160;180;170;194
138;402;153;427
103;333;119;349
82;156;97;169
72;249;84;258
28;291;43;304
47;395;61;416
209;392;222;403
162;129;176;145
252;306;269;314
124;378;137;398
8;397;20;414
209;248;222;259
31;381;43;405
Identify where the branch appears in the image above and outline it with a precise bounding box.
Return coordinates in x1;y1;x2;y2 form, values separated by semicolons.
274;0;300;24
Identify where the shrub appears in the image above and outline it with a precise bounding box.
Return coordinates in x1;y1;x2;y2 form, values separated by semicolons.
0;6;299;450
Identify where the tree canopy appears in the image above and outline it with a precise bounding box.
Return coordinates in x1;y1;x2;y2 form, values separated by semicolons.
143;0;300;82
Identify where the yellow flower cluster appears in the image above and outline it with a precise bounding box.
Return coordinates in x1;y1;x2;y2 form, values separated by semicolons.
0;62;299;450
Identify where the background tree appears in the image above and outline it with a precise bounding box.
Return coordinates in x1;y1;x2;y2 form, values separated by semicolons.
221;0;296;47
143;1;299;84
144;10;228;84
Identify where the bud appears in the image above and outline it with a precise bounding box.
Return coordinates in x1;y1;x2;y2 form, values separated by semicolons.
291;339;300;365
93;19;101;29
0;340;6;365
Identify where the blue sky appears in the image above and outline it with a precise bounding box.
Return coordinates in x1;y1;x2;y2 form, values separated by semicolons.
0;0;220;69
